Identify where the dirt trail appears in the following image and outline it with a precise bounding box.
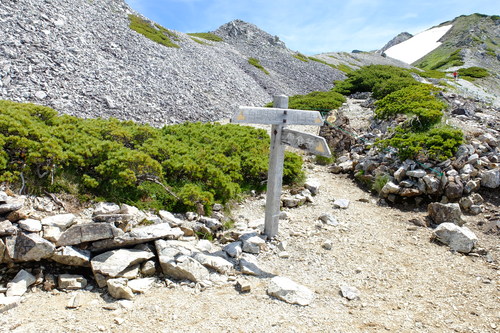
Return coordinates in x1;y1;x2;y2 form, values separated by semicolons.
1;163;498;333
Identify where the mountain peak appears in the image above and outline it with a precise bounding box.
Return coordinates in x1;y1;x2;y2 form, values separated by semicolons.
214;20;286;48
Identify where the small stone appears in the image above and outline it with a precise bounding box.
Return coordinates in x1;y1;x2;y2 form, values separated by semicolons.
107;278;134;300
127;277;155;293
333;199;350;209
58;274;87;290
340;284;360;300
114;317;125;325
236;279;251;293
66;293;82;309
319;213;338;226
239;253;265;276
35;91;47;99
6;269;36;297
278;251;289;258
304;179;321;195
241;234;266;254
322;239;333;250
141;260;157;276
223;241;243;258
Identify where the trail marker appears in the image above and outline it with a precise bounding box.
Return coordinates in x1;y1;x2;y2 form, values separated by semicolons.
231;95;331;238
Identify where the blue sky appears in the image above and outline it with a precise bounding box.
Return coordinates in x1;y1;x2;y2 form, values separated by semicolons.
125;0;499;54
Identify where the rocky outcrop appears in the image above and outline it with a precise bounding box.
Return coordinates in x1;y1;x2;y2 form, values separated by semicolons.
0;1;343;127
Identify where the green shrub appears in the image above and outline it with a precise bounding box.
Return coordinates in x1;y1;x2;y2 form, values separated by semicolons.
332;65;417;99
457;67;489;80
375;84;446;131
377;125;463;161
0;101;305;213
128;14;180;48
248;57;269;75
187;32;223;42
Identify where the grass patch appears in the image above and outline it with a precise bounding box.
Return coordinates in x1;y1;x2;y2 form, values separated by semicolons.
190;37;209;45
187;33;223;42
415;49;464;70
293;53;309;62
248;57;269;75
128;14;180;48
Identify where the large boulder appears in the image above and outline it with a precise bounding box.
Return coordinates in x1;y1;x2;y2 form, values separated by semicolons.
57;222;123;246
5;232;55;261
427;203;464;226
267;276;314;306
90;223;183;251
155;240;210;282
91;248;154;278
481;169;500;188
51;246;91;267
433;223;478;253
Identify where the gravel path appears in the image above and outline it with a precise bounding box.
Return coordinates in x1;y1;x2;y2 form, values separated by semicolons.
1;164;498;333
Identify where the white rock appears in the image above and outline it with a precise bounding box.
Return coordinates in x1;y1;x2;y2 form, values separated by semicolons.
241;234;266;254
304;179;321;195
322;239;333;250
239;253;265;276
319;213;338;226
91;248;154;278
406;169;426;178
340;284;360;300
481;169;500;188
93;202;120;215
333;199;350;209
267;276;314;306
380;181;400;195
17;219;42;232
107;278;134;300
41;214;76;230
42;225;62;242
58;274;87;290
127;277;155;293
0;296;21;313
192;252;234;274
51;246;91;267
158;210;184;227
6;269;36;297
433;223;478;253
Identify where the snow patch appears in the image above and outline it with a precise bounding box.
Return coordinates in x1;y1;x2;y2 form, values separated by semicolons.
385;25;452;64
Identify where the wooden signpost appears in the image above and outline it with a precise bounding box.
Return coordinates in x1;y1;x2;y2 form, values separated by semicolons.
231;95;331;238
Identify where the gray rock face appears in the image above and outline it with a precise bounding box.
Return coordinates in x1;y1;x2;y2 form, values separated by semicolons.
239;253;265;276
0;2;343;127
192;252;234;274
6;232;55;261
241;234;266;254
57;223;124;246
91;248;154;278
433;223;478;253
428;203;464;226
224;241;243;258
267;276;314;306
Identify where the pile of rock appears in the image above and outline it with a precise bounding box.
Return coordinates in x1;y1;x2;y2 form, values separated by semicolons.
330;129;499;207
0;191;314;312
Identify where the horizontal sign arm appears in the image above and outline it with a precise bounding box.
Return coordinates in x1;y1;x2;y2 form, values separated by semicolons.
231;106;324;126
281;128;332;157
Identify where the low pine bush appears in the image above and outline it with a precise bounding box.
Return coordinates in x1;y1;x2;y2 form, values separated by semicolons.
0;101;305;213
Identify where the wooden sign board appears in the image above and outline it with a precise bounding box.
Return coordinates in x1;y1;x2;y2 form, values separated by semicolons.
231;106;323;126
281;129;331;158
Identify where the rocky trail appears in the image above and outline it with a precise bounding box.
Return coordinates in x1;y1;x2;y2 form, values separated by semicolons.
1;159;498;333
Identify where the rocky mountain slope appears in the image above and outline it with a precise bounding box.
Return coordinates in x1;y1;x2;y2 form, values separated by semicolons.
0;0;343;127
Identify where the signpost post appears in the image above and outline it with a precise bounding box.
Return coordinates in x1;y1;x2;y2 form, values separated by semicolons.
231;95;331;238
